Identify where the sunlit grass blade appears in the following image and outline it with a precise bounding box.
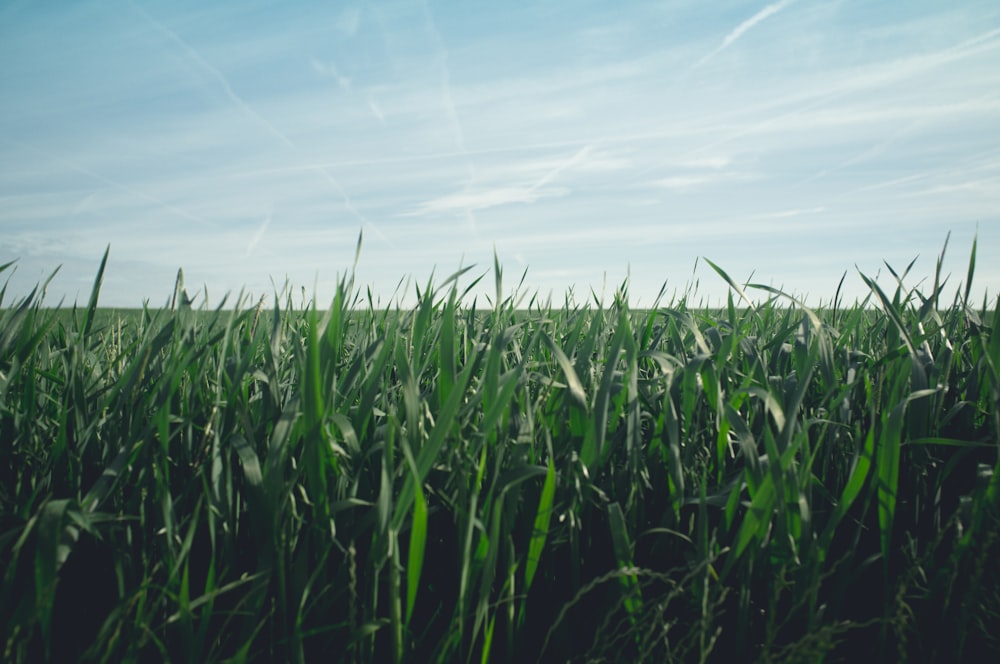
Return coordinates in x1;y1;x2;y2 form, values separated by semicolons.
704;257;758;318
80;244;110;340
963;232;977;308
541;330;588;411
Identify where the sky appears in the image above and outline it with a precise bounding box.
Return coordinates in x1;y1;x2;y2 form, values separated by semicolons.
2;0;999;309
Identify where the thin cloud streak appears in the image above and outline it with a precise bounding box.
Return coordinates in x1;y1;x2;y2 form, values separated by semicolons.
246;212;271;257
405;144;618;217
527;145;593;193
647;26;1000;182
693;0;797;70
407;186;570;216
421;1;467;154
492;208;836;249
1;1;997;307
126;0;295;150
665;28;1000;174
310;165;390;243
420;0;479;235
127;0;387;243
2;138;218;227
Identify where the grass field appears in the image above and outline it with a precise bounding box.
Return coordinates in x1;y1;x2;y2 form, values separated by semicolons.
1;240;998;663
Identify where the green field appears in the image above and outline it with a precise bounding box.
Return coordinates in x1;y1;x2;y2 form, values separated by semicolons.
1;243;998;663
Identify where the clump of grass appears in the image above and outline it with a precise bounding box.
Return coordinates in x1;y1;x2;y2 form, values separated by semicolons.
1;236;997;662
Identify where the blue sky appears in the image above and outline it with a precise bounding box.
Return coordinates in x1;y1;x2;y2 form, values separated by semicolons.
2;0;999;308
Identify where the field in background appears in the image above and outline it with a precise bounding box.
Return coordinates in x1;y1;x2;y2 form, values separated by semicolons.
1;241;998;663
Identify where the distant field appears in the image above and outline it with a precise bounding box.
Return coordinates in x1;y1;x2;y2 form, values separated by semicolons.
2;248;998;663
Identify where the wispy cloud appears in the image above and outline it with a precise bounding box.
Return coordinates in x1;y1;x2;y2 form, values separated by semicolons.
126;0;296;150
71;191;98;217
693;0;797;69
311;58;352;91
491;207;833;250
310;166;389;242
802;122;920;184
651;167;759;192
663;27;1000;177
336;7;362;37
748;206;826;219
682;156;733;169
245;211;271;257
654;176;713;192
905;178;1000;198
408;185;570;216
3;1;997;307
406;144;619;216
367;94;385;122
2;138;218;227
527;145;593;192
420;0;479;234
422;6;466;153
126;1;389;242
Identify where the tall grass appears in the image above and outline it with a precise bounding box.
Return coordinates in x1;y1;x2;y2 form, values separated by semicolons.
1;238;997;662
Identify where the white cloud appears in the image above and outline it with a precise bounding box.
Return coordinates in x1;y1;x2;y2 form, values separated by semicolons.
409;186;570;215
506;149;631;179
651;170;760;192
654;176;712;191
527;145;593;191
747;206;826;219
126;0;296;150
367;95;385;122
311;58;352;91
245;212;271;257
694;0;797;69
3;1;999;308
336;7;362;37
683;156;732;169
901;178;1000;198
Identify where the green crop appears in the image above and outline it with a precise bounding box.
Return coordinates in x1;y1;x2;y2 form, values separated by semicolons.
1;236;997;663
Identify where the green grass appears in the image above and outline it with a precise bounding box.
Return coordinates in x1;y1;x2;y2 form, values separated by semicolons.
1;238;998;663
